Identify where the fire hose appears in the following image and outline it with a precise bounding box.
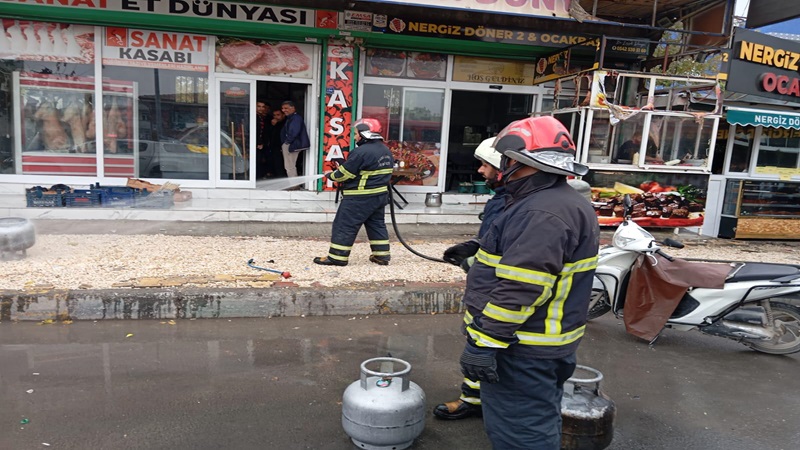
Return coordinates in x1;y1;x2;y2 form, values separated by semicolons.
387;188;447;264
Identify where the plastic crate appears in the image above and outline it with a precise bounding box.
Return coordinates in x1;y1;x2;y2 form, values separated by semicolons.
64;189;102;207
25;186;65;207
94;185;143;208
133;190;174;209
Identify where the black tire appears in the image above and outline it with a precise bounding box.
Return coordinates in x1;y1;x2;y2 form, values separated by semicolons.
587;288;611;321
743;302;800;355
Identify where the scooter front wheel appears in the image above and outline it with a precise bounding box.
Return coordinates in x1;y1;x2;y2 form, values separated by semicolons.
587;288;611;321
743;302;800;355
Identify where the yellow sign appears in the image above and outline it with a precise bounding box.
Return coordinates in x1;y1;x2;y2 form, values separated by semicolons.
755;166;800;179
452;56;535;86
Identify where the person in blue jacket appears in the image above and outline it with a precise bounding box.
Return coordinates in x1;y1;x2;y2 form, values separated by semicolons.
313;118;394;267
279;100;310;182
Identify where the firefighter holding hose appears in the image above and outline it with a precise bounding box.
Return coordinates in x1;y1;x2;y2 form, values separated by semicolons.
313;118;394;267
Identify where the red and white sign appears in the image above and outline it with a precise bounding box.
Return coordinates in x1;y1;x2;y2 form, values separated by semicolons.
362;0;571;19
3;0;314;27
102;27;209;72
0;20;94;63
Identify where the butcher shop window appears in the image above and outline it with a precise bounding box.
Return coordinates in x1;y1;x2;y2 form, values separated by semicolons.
1;20;97;177
101;65;210;180
362;84;444;187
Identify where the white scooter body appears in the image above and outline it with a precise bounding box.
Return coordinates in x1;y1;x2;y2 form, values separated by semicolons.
591;202;800;353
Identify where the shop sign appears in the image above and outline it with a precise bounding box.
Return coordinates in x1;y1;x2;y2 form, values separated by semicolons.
365;49;447;80
315;11;338;29
215;38;315;78
2;0;314;27
604;38;649;59
452;56;535;85
533;43;599;84
755;166;800;181
322;44;355;191
103;27;209;71
0;20;94;63
341;10;373;32
727;27;800;104
378;16;593;49
727;107;800;130
358;0;571;19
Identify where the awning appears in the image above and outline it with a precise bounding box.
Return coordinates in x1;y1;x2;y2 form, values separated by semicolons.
726;106;800;129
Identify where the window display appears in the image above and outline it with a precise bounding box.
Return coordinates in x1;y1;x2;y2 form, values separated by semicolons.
361;84;444;186
215;38;314;79
720;179;800;239
1;20;97;176
365;49;447;81
102;27;211;180
755;127;800;179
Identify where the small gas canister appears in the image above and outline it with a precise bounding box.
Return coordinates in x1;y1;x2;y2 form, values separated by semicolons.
561;365;616;450
342;357;426;450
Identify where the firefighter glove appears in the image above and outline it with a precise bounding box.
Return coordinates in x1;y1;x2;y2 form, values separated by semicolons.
460;341;499;384
443;239;480;266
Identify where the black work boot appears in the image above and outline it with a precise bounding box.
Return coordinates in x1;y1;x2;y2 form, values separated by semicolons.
313;257;347;266
433;400;482;420
369;255;390;266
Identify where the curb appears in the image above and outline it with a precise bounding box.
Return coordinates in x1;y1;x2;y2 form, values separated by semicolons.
0;285;467;321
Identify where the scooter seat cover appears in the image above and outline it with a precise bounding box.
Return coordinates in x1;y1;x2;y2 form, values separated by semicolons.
727;263;800;283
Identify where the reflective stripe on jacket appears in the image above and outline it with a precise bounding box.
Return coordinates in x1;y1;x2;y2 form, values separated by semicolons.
463;172;600;358
327;140;394;196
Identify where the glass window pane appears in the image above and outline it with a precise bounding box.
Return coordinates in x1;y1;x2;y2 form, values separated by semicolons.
587;110;611;164
728;125;754;173
756;127;800;175
218;81;249;181
362;84;444;187
102;66;209;179
1;21;97;176
612;114;646;164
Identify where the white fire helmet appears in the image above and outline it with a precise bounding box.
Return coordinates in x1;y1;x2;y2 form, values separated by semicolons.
474;137;502;170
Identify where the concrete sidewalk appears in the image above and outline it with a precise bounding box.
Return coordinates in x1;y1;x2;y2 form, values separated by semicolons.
2;220;799;322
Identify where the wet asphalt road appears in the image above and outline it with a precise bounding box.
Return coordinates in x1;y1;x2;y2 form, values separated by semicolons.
2;314;800;450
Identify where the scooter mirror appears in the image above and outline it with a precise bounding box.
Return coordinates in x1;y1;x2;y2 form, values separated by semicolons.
662;238;685;249
622;194;633;219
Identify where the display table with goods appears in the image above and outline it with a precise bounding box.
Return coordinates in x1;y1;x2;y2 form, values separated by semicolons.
591;181;705;228
719;179;800;239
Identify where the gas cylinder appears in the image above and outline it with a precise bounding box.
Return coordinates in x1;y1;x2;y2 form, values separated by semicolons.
342;357;426;450
561;365;616;450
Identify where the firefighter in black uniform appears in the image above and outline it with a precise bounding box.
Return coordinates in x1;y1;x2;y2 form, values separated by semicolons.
313;118;394;267
457;116;600;449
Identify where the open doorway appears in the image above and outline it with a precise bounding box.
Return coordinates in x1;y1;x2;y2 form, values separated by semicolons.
445;91;534;192
254;81;308;180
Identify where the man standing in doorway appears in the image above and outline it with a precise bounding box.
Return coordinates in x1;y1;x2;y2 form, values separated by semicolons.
280;100;310;182
458;116;599;449
313;118;393;267
269;108;287;178
255;101;273;179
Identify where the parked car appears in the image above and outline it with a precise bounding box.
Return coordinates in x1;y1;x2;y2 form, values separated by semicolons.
135;125;246;180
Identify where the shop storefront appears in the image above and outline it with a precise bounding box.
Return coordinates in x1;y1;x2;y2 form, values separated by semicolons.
704;28;800;239
0;0;683;199
0;2;325;190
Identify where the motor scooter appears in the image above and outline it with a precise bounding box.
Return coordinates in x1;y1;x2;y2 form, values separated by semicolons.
588;195;800;355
